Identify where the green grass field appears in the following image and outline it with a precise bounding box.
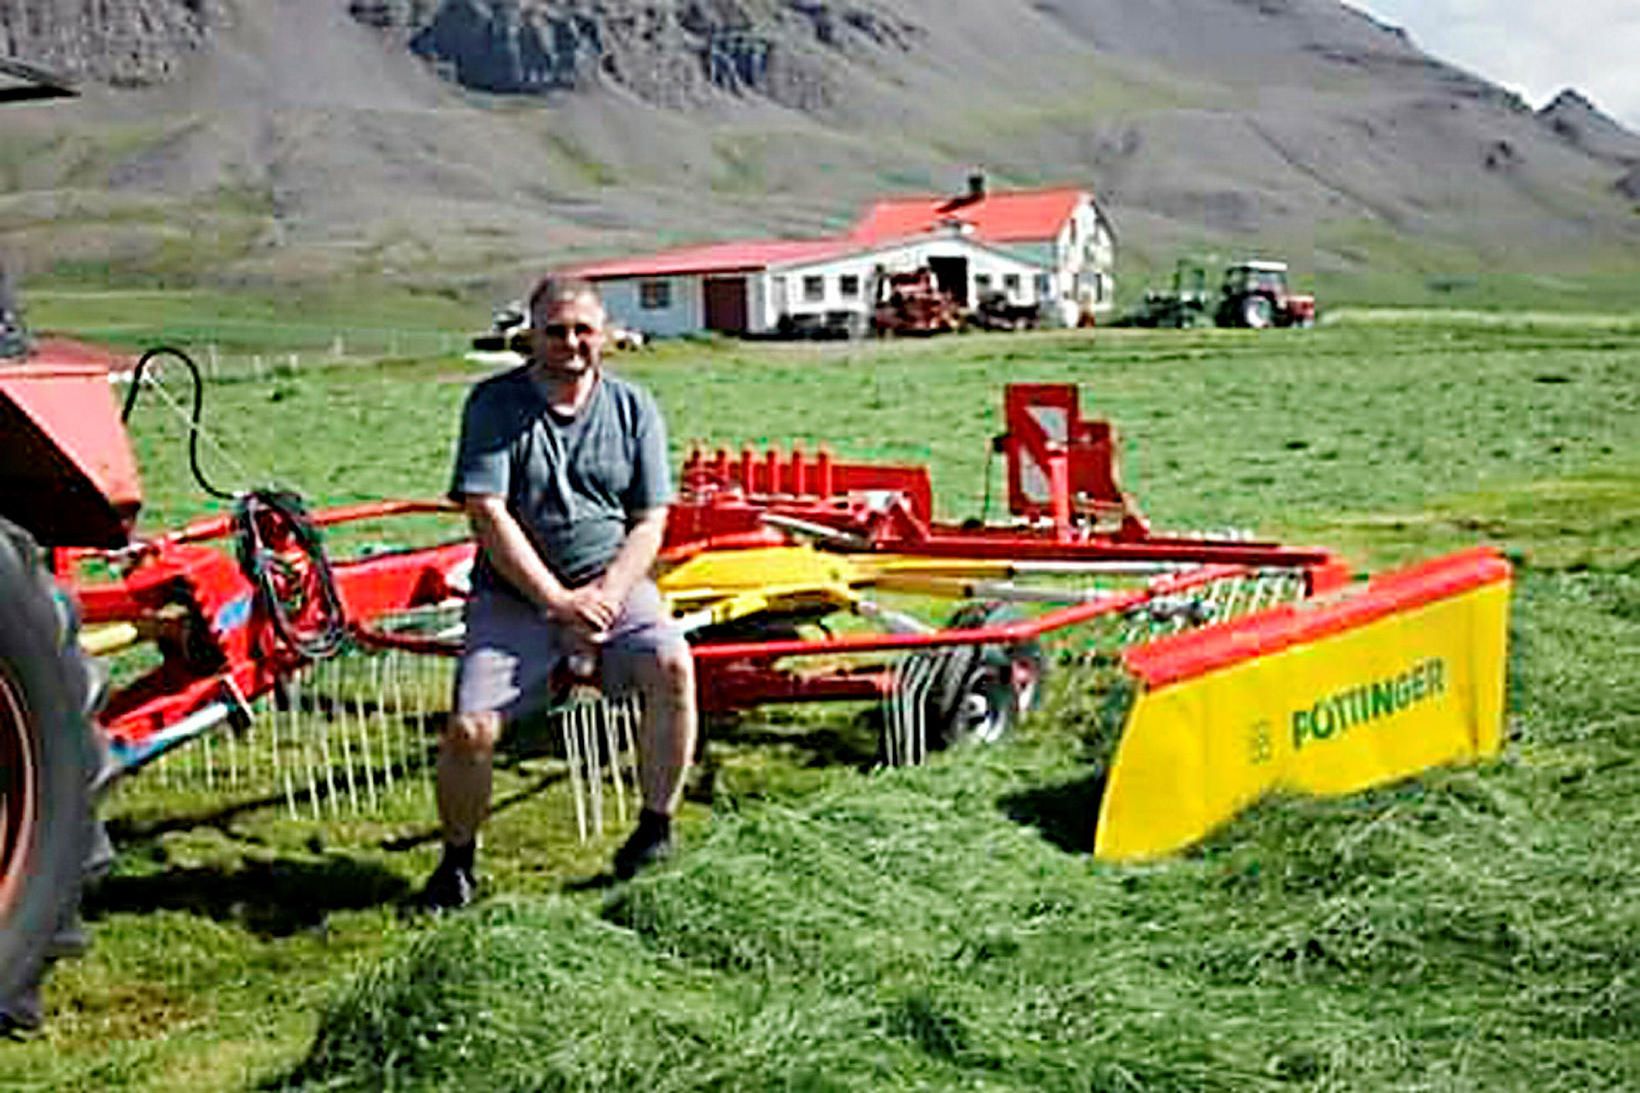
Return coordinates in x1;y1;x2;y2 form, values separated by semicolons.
3;315;1637;1091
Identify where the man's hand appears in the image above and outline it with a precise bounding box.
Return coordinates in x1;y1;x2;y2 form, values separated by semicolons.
549;583;622;641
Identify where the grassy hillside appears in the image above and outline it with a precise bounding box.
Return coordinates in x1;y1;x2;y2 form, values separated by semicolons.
1;314;1636;1090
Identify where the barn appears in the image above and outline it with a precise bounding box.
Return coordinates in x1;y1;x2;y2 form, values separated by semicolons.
567;177;1117;338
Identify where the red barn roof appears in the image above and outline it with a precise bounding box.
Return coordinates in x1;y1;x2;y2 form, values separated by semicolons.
569;237;862;280
849;186;1087;245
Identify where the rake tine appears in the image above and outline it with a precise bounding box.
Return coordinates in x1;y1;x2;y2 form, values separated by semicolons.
353;680;377;813
601;700;628;827
907;654;929;766
225;711;239;791
276;671;298;820
916;653;941;766
331;660;359;816
316;661;341;819
619;695;640;808
907;655;926;766
201;727;215;793
584;705;605;838
885;656;898;764
561;707;588;843
294;667;320;822
369;655;390;793
387;650;407;786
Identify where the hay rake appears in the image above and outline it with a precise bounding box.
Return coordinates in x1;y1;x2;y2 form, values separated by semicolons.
4;357;1512;862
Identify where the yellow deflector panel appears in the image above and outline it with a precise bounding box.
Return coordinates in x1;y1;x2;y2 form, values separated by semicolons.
1096;578;1510;861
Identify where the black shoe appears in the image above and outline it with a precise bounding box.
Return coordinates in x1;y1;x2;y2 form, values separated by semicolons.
1;987;42;1037
418;844;478;912
613;811;674;880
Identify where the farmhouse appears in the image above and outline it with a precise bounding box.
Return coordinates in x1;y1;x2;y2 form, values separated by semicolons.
567;177;1116;337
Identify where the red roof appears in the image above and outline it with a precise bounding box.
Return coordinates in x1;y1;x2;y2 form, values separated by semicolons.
568;237;862;280
849;186;1086;245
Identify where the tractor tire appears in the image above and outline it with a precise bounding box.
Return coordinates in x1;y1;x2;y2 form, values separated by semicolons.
1239;294;1274;329
0;516;107;1032
923;602;1047;752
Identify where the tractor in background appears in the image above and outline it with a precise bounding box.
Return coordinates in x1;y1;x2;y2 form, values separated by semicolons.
1118;257;1317;329
1215;259;1317;328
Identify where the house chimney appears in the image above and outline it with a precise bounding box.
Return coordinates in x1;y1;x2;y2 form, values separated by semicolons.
967;170;986;200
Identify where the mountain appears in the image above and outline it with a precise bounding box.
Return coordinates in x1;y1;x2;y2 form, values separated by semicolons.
1537;89;1640;167
2;0;1637;303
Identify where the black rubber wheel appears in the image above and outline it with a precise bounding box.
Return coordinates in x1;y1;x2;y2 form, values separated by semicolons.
0;517;103;1030
923;601;1048;751
1239;294;1274;329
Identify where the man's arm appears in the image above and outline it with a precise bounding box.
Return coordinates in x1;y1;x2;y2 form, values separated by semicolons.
464;495;570;613
465;494;621;636
595;507;668;608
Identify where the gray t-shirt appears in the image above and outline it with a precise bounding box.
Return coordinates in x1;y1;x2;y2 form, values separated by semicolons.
450;367;672;594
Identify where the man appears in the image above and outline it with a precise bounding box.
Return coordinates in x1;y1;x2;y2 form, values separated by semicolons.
422;276;696;908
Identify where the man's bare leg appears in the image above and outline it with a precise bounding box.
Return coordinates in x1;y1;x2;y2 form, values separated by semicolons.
615;646;697;877
437;710;502;843
423;710;502;908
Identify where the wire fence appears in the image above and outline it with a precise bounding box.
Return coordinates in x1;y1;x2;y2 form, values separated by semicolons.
76;321;474;381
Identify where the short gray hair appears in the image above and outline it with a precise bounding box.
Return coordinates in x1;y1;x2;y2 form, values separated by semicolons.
528;275;603;319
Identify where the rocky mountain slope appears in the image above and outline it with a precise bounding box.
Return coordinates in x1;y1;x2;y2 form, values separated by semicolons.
1;0;1637;301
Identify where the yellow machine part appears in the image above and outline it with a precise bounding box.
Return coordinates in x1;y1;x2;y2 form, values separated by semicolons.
1095;577;1511;862
657;545;1021;630
79;621;140;657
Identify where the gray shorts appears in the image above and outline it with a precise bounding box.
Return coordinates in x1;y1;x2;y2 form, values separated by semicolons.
454;579;686;720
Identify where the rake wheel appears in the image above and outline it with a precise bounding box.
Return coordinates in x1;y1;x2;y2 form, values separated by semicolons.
0;517;103;1029
925;601;1047;751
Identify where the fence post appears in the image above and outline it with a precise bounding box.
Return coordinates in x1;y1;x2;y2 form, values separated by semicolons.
208;344;220;379
332;335;345;359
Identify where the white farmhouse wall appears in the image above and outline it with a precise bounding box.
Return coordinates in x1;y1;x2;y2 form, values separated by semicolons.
1054;196;1117;316
772;236;1050;328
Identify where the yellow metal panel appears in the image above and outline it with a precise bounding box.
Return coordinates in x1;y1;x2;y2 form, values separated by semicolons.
659;546;857;594
79;621;140;656
1095;580;1510;862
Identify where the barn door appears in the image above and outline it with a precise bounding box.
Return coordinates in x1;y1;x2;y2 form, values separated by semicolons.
927;256;969;305
703;276;749;334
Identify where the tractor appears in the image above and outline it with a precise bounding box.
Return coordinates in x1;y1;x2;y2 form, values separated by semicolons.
1214;259;1317;329
1;55;108;1033
1118;257;1317;329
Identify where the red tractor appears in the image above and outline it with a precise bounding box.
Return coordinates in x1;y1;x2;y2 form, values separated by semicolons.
1213;260;1317;329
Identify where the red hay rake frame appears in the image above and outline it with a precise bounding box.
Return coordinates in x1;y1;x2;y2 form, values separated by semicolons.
36;380;1347;797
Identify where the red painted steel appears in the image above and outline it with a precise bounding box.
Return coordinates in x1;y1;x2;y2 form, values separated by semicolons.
1122;547;1511;689
691;564;1252;663
0;359;143;546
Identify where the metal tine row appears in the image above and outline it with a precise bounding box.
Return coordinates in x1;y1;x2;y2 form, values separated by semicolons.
139;644;449;820
884;651;942;768
558;694;641;843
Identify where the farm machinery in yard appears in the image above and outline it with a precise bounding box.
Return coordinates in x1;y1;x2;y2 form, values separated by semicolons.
1120;257;1318;329
1;314;1513;1028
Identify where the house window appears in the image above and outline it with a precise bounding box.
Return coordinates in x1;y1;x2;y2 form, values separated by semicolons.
974;273;992;293
803;275;825;302
839;274;860;299
1002;273;1020;296
1036;273;1054;298
639;280;671;310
